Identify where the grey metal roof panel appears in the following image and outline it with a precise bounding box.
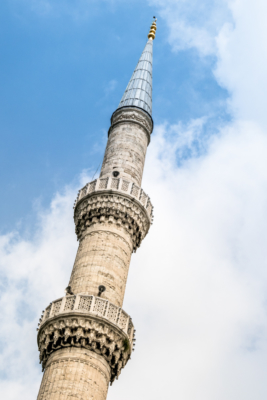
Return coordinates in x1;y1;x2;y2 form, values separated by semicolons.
117;39;153;117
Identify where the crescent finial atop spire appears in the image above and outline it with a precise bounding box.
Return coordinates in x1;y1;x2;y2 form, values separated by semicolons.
148;17;157;40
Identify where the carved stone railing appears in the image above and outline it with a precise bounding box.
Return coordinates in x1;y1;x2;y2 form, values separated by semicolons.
74;177;153;222
37;294;135;383
38;294;134;339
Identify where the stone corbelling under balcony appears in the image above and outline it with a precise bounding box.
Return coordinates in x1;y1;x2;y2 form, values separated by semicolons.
37;294;135;384
74;178;153;251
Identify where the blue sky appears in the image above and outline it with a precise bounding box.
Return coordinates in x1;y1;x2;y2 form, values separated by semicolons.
0;0;228;232
2;1;267;399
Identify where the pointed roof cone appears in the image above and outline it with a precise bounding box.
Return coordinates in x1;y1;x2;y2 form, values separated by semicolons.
117;19;157;117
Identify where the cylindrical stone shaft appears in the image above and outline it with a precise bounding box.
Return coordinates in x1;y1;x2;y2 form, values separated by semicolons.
69;109;152;307
37;348;110;400
68;223;133;307
100;111;150;186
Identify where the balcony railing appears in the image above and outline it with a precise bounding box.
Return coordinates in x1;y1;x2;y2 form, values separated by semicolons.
38;294;134;341
74;177;153;220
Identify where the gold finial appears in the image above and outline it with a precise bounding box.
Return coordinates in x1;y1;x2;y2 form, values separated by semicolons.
148;17;157;40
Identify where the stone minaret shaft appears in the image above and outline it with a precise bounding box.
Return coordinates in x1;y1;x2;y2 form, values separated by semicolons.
36;19;157;400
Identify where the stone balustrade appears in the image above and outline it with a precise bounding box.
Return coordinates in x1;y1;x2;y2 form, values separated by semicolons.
37;294;135;383
74;177;153;221
39;294;134;341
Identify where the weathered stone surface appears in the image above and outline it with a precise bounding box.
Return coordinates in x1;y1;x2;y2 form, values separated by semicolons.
101;107;153;186
69;228;132;306
74;192;151;249
36;81;152;400
37;348;110;400
37;298;134;385
70;173;153;307
74;177;153;223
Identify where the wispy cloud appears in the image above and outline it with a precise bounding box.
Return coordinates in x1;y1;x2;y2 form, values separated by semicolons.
149;0;233;56
151;0;267;130
104;79;118;96
0;186;78;398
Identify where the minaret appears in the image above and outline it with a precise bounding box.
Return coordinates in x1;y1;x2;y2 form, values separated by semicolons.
36;19;157;400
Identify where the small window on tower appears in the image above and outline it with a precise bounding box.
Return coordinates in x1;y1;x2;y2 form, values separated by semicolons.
113;171;120;177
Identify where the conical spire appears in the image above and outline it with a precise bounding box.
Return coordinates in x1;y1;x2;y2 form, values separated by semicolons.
117;19;157;117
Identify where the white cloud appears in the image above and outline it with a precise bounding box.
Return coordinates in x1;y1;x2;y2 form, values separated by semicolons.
2;120;267;399
152;0;267;129
123;0;267;389
110;120;267;399
215;0;267;129
0;187;78;398
105;80;118;96
149;0;232;55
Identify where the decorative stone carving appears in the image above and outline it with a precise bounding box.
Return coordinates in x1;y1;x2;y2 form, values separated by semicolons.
39;295;134;337
75;194;148;250
109;107;153;144
73;177;153;251
37;294;135;384
74;177;153;219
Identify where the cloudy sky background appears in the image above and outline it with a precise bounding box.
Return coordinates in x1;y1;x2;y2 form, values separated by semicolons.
1;0;267;398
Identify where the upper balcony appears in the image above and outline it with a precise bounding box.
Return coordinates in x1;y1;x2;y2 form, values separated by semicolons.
74;177;153;222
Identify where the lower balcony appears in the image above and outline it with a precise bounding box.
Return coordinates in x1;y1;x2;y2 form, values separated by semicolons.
37;294;135;384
